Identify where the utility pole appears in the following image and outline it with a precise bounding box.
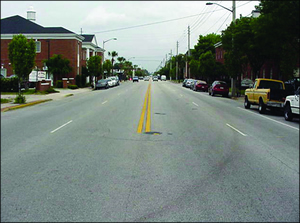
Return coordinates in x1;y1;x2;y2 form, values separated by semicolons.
188;25;191;79
176;41;178;81
170;50;172;75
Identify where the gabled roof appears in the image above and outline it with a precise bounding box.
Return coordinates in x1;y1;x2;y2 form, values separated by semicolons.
1;15;74;34
82;34;94;42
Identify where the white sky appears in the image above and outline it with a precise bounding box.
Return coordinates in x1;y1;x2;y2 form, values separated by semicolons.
1;1;260;73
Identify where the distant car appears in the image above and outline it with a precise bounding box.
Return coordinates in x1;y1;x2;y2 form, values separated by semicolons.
208;81;229;97
139;76;143;80
133;76;139;82
161;75;166;81
189;80;198;89
153;76;158;81
283;86;299;121
95;79;109;90
182;79;188;87
194;80;208;92
144;76;150;81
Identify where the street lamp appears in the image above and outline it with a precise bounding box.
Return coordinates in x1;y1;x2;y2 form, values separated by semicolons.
206;1;237;97
103;37;117;61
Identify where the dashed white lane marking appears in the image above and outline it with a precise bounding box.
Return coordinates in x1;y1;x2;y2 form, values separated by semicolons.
192;102;199;107
51;120;73;133
226;123;247;136
102;100;108;105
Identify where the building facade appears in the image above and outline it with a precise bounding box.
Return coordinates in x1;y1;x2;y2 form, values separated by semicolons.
1;11;104;85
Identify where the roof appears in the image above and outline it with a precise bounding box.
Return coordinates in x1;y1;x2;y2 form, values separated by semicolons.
82;34;94;42
1;15;75;34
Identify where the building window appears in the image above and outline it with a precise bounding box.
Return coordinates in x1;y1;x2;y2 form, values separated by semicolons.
35;41;41;53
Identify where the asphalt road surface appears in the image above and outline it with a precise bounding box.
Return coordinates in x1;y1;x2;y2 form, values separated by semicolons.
1;80;299;222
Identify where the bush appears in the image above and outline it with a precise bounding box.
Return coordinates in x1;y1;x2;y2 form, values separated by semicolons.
68;84;78;89
14;94;26;104
45;87;59;94
0;77;19;92
55;80;63;88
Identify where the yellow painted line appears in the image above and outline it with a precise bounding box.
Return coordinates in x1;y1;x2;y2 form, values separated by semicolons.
137;84;151;133
145;84;151;132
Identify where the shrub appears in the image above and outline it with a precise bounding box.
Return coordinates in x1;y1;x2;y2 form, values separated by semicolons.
45;87;59;94
55;80;63;88
0;77;19;92
14;94;26;104
68;84;78;89
1;98;13;104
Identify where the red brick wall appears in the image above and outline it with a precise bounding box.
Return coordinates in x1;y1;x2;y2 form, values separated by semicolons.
1;38;82;80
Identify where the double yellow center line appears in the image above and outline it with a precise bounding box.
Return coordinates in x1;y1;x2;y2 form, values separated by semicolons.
137;83;151;133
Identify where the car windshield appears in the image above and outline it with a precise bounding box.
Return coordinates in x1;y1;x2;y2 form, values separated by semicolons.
1;1;298;222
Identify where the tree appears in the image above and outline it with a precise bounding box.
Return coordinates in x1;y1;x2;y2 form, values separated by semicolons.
87;55;102;85
8;34;36;95
103;59;112;77
43;54;72;85
108;51;118;75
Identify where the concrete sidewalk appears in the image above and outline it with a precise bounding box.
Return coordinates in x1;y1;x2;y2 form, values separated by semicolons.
1;87;93;111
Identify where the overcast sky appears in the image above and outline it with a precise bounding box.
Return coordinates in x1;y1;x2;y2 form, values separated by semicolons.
1;1;260;73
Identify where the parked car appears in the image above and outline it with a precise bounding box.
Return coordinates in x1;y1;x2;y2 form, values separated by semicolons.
194;80;209;92
283;86;299;121
139;76;143;80
161;75;166;81
182;79;188;87
95;79;109;90
133;76;139;82
189;80;198;90
208;81;229;97
108;76;118;86
144;76;150;81
106;78;114;87
153;76;158;81
185;79;195;88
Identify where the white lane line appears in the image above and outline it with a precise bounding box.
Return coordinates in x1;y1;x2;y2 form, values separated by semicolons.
180;94;183;97
237;107;299;131
192;102;199;107
117;93;121;96
102;100;108;105
226;123;247;136
51;120;73;134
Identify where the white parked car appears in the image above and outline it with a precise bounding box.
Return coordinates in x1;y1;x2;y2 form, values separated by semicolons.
108;76;117;86
106;78;114;87
283;87;299;121
161;75;166;81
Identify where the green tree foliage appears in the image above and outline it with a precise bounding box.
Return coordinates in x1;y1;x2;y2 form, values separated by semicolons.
255;0;299;79
108;51;118;74
192;33;221;60
8;34;36;94
43;54;72;83
103;59;112;76
87;55;102;81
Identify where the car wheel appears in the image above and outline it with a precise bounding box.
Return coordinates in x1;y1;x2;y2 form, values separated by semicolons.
244;96;251;109
258;99;266;114
211;91;214;96
284;103;293;121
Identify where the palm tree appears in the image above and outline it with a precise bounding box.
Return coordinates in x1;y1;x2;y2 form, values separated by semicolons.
108;51;118;75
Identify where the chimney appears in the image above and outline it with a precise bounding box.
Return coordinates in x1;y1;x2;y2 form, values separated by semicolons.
27;6;36;22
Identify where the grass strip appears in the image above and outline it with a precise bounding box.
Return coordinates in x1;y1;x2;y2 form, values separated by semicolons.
1;99;53;112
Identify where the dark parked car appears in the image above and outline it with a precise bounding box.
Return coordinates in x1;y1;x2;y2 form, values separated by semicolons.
194;80;209;92
208;81;229;97
182;79;188;87
95;79;109;90
133;76;139;82
185;79;195;88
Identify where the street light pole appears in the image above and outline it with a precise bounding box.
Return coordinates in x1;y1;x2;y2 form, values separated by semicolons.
102;37;117;78
206;1;236;97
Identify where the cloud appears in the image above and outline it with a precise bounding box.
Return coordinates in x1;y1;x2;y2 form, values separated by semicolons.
80;6;128;31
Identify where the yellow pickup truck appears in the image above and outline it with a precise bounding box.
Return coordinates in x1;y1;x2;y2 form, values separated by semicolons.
244;78;287;114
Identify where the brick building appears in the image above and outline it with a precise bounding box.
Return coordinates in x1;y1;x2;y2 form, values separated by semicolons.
1;11;104;85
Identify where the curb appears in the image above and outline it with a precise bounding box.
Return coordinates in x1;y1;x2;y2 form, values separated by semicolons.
1;99;53;112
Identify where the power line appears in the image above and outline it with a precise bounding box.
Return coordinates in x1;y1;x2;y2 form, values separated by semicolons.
89;10;226;34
